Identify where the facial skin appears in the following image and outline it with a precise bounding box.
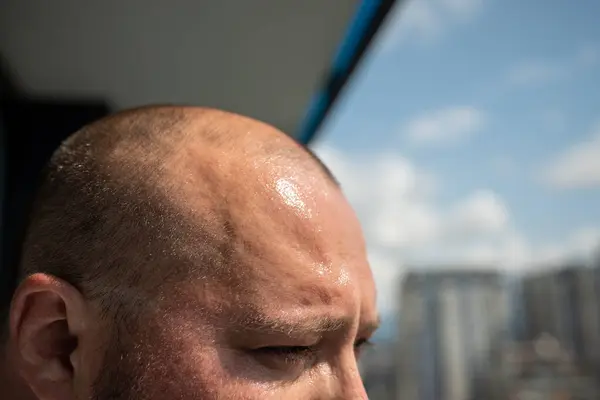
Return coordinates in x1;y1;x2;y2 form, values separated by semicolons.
3;108;379;399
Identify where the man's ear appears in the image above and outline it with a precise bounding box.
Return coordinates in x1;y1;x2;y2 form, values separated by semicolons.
9;273;89;400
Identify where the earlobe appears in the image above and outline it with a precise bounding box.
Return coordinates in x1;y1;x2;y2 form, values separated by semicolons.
9;273;87;400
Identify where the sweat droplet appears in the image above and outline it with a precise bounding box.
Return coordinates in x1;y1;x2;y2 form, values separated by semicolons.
275;178;311;218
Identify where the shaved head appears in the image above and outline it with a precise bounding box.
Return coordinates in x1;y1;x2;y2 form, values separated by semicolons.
3;106;377;400
19;106;336;316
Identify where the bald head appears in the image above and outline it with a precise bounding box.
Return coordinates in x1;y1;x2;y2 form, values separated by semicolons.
4;106;376;400
18;106;338;315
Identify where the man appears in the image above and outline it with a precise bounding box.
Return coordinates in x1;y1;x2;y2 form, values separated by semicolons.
0;106;378;399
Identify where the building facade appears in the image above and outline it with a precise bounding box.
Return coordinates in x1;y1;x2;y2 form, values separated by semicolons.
395;270;510;400
495;334;600;399
521;265;600;378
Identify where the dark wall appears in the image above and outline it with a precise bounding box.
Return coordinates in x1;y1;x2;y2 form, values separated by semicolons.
0;98;109;309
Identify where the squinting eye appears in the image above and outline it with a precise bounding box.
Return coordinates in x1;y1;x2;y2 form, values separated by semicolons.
253;346;317;367
257;346;313;358
354;338;373;356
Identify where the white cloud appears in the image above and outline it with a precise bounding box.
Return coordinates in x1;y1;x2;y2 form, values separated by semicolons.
312;143;600;312
404;106;485;145
412;227;599;273
367;248;405;314
570;227;600;255
444;190;509;239
541;122;600;189
507;61;565;86
316;148;439;248
373;201;440;248
315;146;505;248
397;0;441;40
525;227;600;268
377;0;484;50
396;228;531;271
314;144;516;312
508;44;600;86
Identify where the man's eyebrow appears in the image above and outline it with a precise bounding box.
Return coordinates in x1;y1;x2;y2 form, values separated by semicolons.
362;315;381;335
238;313;350;336
232;310;380;337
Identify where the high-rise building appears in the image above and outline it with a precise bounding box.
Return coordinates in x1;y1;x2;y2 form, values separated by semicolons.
521;265;600;374
495;334;600;399
395;270;510;400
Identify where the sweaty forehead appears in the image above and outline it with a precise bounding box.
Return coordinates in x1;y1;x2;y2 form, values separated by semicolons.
152;116;376;323
210;164;375;321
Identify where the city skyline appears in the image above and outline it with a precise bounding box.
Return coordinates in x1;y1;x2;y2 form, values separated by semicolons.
367;262;600;399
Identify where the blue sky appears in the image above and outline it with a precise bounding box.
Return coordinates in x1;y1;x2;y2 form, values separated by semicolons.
312;0;600;317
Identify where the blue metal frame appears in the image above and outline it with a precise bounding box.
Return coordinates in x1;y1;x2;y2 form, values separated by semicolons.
296;0;398;145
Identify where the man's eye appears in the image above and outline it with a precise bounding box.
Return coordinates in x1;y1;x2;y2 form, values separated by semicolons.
255;346;314;360
354;338;372;348
252;346;317;371
354;338;373;356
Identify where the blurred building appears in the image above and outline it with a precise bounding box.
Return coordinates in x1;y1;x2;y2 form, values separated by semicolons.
496;334;600;399
395;270;510;400
521;265;600;375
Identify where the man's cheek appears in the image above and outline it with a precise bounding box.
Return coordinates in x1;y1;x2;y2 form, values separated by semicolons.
148;313;292;399
172;341;278;398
